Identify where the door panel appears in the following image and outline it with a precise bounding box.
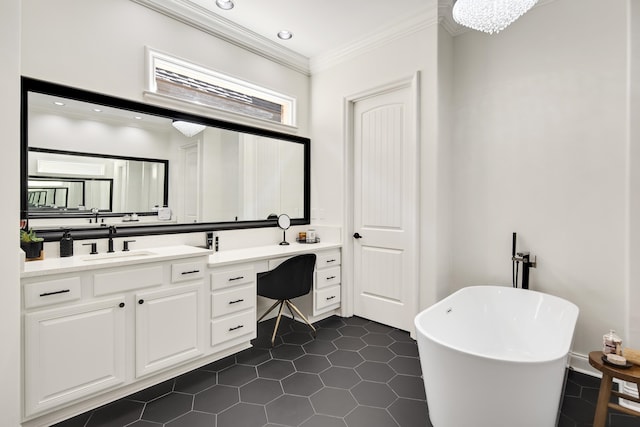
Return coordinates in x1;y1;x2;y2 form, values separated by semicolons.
136;284;203;377
24;298;126;416
353;81;418;333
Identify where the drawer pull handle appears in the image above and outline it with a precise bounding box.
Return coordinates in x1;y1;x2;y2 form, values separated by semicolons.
138;299;144;304
229;299;244;304
181;269;200;275
326;276;336;280
326;259;337;263
229;324;244;331
229;276;244;281
119;302;125;308
326;296;336;301
39;289;70;297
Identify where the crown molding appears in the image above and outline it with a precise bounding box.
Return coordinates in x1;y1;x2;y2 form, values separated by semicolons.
131;0;311;75
133;0;444;76
438;0;467;37
309;7;438;74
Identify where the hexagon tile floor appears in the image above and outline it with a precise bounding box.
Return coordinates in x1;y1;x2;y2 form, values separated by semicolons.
53;315;637;427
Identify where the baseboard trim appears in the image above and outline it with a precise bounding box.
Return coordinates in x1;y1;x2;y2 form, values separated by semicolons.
569;351;600;377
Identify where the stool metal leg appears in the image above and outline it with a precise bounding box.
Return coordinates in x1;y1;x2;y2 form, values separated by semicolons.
285;300;316;336
286;302;296;320
258;300;281;323
594;372;613;427
271;301;286;347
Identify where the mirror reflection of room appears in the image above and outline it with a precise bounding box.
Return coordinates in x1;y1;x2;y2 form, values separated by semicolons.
26;91;305;228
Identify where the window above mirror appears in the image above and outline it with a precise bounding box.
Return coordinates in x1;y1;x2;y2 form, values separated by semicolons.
21;77;310;241
146;48;296;126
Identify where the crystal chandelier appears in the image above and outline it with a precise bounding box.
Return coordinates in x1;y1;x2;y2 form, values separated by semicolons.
452;0;539;34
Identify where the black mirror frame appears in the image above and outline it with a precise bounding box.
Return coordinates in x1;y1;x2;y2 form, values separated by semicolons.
21;77;311;242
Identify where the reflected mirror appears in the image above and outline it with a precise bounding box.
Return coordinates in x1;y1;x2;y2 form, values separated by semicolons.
22;78;310;234
28;148;167;216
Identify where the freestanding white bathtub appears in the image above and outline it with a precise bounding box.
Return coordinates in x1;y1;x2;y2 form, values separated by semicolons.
414;285;579;427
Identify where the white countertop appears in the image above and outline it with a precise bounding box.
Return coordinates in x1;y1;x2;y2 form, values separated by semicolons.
21;241;342;278
207;241;342;268
21;245;213;278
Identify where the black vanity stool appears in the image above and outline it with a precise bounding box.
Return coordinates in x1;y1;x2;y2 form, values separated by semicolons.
257;253;317;346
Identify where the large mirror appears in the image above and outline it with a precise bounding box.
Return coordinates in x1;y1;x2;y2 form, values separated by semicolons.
21;78;310;237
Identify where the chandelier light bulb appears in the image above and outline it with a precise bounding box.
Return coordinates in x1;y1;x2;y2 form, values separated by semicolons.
452;0;539;34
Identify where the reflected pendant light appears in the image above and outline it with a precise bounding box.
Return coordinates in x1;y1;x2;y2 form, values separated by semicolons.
172;120;206;137
452;0;539;34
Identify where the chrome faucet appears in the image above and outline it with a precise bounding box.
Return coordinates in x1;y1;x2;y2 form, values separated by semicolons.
108;225;117;253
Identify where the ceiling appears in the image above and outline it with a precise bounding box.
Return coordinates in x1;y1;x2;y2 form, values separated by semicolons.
146;0;435;59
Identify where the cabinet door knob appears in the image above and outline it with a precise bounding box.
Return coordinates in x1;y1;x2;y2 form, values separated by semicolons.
138;299;144;304
119;302;125;308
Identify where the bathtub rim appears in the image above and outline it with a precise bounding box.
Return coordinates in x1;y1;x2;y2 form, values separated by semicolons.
414;285;580;364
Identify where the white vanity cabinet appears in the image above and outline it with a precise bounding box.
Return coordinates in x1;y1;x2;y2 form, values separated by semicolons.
135;259;206;378
21;247;213;422
314;250;342;315
23;294;126;417
135;283;204;377
210;265;257;350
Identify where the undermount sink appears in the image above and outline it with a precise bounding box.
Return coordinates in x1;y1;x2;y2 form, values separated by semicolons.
82;250;157;261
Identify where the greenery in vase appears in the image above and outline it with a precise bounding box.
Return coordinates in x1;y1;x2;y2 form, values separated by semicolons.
20;228;43;243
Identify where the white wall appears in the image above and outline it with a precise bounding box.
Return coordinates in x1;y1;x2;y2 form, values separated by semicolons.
450;0;629;358
21;0;310;136
436;25;454;301
629;0;640;349
0;0;22;425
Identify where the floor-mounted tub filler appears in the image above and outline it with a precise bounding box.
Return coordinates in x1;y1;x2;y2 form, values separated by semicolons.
414;285;579;427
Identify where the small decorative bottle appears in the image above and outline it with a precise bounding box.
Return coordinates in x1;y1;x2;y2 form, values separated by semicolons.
60;230;74;257
603;329;622;355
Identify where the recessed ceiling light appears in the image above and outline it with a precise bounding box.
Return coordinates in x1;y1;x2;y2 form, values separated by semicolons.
277;30;293;40
134;116;143;120
215;0;234;10
53;101;65;106
93;108;102;113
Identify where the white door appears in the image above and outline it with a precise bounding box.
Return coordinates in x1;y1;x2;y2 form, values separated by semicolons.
352;78;418;333
180;142;201;223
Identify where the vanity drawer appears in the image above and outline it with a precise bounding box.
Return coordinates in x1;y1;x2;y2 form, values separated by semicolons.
94;265;163;296
171;261;205;283
317;251;341;268
315;285;341;312
211;310;256;347
211;267;254;290
211;285;255;318
24;277;82;309
316;266;341;289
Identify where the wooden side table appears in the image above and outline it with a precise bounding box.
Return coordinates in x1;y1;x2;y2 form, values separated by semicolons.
588;351;640;426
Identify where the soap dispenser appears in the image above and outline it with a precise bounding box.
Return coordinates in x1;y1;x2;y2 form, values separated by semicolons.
60;229;74;257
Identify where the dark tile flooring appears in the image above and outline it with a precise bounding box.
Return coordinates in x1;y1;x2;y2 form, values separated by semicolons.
53;315;638;427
